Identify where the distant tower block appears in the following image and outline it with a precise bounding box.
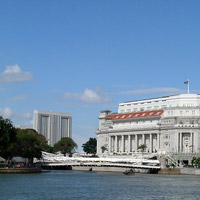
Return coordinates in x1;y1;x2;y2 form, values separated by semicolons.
33;110;72;146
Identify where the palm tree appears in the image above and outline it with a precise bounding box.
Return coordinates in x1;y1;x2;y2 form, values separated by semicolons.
138;144;147;152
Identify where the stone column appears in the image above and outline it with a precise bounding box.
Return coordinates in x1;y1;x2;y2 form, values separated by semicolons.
192;132;197;153
110;136;113;153
108;136;111;154
128;135;131;153
142;134;145;145
192;132;194;153
150;134;152;153
157;133;160;150
122;135;124;153
177;133;179;153
135;134;138;152
109;136;113;153
180;132;182;153
115;135;117;153
97;136;99;154
192;133;194;153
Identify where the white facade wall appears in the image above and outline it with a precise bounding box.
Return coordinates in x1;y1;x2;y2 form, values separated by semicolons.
33;110;72;146
118;94;200;114
97;94;200;163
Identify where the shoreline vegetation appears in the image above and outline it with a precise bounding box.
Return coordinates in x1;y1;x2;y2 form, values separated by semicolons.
0;116;77;172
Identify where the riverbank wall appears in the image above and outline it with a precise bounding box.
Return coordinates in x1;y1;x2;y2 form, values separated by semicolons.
158;168;181;175
181;168;200;175
72;166;152;173
72;166;200;175
158;168;200;175
0;168;41;174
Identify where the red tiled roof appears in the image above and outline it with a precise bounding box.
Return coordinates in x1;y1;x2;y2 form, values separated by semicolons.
106;110;164;120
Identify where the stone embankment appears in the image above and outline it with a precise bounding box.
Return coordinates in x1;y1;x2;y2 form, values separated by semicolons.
72;166;200;175
158;168;200;175
158;168;181;175
72;166;155;173
181;168;200;175
0;168;41;174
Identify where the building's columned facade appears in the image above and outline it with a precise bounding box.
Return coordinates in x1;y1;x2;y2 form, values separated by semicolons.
97;94;200;164
33;110;72;146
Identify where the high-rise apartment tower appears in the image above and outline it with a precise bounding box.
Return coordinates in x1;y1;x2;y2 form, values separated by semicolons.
33;110;72;146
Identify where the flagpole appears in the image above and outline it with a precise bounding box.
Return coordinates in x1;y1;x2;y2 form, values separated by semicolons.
188;79;189;94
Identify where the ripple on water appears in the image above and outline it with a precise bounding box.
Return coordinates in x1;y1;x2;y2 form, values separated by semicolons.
0;171;200;200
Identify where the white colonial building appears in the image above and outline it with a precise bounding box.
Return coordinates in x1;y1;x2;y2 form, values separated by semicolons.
97;94;200;165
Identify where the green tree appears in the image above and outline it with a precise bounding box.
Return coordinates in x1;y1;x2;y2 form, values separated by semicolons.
101;145;107;153
194;157;200;167
53;137;77;156
82;138;97;155
0;116;17;160
31;129;52;152
138;144;147;152
14;128;50;163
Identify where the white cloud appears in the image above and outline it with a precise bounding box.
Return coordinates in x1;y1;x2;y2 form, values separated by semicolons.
80;89;106;103
12;111;32;120
0;107;13;118
0;108;33;128
115;87;183;95
0;108;32;121
24;119;33;128
64;92;79;99
0;64;33;83
64;88;110;103
20;112;32;120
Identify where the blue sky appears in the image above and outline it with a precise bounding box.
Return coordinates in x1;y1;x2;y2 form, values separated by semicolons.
1;0;200;151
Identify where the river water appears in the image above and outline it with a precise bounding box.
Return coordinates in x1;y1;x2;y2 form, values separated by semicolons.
0;170;199;200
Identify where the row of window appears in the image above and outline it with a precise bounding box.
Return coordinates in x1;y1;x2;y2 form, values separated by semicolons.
122;102;195;107
167;110;196;115
114;120;157;126
123;99;167;106
120;104;197;113
120;108;197;115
